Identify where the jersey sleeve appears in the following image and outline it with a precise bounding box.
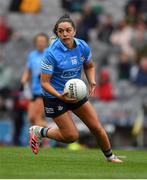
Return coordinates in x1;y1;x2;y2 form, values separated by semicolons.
83;42;92;64
41;50;55;75
26;53;32;70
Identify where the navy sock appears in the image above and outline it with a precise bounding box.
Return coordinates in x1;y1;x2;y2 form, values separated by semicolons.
103;149;113;158
40;127;50;137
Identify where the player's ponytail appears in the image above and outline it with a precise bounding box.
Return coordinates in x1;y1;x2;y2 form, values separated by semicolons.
48;32;57;46
53;14;75;36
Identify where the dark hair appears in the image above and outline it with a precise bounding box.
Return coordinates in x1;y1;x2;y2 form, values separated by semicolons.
34;32;48;44
53;14;76;36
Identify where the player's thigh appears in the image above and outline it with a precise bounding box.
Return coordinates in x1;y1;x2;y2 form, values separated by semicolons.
73;101;102;130
27;101;35;119
53;112;79;137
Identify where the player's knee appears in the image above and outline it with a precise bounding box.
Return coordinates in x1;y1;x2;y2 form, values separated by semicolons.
64;131;79;143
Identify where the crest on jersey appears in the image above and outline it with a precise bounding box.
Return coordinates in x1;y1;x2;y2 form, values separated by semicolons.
80;55;85;62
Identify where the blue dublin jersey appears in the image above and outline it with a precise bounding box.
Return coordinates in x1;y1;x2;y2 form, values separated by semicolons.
41;38;92;98
27;50;44;95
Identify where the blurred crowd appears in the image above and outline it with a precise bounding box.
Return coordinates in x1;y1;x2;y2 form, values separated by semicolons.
0;0;147;147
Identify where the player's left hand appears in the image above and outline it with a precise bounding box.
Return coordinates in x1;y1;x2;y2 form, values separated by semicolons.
89;81;96;97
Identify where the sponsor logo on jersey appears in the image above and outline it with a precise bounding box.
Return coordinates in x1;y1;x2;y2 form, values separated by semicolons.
61;67;81;78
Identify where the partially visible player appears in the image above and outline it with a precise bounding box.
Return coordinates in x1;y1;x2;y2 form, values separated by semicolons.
20;33;48;127
29;15;122;163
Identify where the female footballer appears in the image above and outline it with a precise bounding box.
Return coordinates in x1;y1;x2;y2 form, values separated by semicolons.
21;33;48;127
29;15;122;163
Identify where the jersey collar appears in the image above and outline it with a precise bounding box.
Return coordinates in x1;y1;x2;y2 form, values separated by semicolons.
58;38;80;51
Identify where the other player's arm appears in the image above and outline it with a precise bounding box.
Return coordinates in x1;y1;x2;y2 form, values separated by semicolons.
20;68;31;90
83;60;96;96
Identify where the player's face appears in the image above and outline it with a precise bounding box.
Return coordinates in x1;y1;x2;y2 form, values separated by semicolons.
57;22;76;49
35;36;48;52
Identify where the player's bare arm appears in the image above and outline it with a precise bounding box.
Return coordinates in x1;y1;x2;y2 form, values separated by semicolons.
21;68;31;85
84;60;96;96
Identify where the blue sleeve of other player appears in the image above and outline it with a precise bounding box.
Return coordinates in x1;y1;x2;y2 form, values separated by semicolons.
41;50;55;75
27;53;32;70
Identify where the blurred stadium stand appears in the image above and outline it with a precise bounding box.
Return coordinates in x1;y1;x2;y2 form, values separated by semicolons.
0;0;147;148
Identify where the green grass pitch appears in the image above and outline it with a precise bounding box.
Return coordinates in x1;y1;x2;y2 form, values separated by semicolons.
0;147;147;179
